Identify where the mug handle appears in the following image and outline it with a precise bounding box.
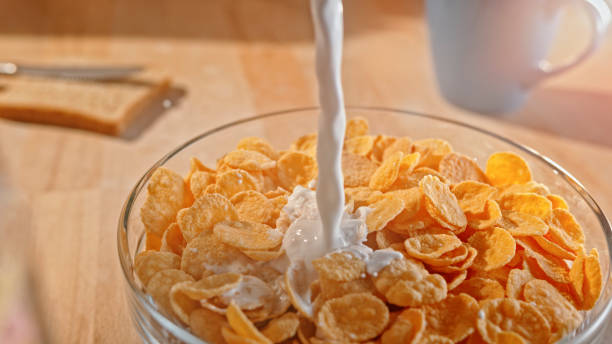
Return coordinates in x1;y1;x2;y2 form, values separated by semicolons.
525;0;611;87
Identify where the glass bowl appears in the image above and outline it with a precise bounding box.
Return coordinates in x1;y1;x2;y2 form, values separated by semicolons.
117;107;612;344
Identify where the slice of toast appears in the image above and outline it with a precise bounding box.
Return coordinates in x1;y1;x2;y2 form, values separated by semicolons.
0;72;170;136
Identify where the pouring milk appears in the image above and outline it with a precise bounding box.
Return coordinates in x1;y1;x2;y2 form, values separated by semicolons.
280;0;402;317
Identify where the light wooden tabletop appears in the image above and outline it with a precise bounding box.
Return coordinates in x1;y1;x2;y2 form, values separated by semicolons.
1;1;611;343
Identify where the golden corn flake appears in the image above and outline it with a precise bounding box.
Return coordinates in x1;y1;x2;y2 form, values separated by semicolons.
477;298;551;344
141;167;187;237
583;249;602;310
291;133;317;157
404;232;462;260
545;224;582;255
467;200;502;230
385;153;421;191
369;151;403;191
375;229;406;249
261;312;300;343
420;175;467;232
177;193;239;242
161;223;187;256
226;301;272;344
452;181;498;214
532;235;576;260
550;208;585;248
421;293;479;343
231;190;276;226
445;271;469;292
374;257;422;292
366;196;404;232
413;138;452;169
237;137;278;160
318;277;374;302
312;252;366;282
523;279;582;341
214;220;283;251
277;151;317;190
381;308;425;344
177;272;243;300
341;153;379;188
257;169;277;193
145;269;194;316
243;276;291;322
506;269;534;299
422;244;470;268
468;227;516;271
430;246;477;273
169;283;200;324
190;171;216;200
387;208;433;237
451;277;505;301
412;167;449;184
216;275;277;313
185;157;215;188
221;150;276;172
439;152;488;184
215;169;260;199
382;269;447;307
472;266;513;287
383;154;419;190
346;117;369;139
499;181;550;199
522;246;570;284
385;187;422;222
499;192;553;220
344;135;374;156
134;250;181;286
547;194;569;210
499;210;548;236
382;137;413;161
317;292;389;342
485;152;532;187
345;187;382;209
264;186;288;199
181;233;252;279
370;135;397;162
514;235;548;255
190;308;228;344
269;194;288;211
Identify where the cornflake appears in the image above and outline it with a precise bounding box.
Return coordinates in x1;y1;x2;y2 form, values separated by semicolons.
135;117;600;343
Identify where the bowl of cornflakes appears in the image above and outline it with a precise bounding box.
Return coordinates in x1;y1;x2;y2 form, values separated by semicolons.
117;107;612;344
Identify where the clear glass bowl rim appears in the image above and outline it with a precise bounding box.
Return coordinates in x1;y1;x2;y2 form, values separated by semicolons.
117;106;612;343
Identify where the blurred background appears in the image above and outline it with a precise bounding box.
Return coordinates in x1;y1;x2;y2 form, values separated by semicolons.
0;1;611;343
1;0;611;142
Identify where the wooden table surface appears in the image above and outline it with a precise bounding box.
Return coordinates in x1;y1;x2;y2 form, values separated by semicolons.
1;1;612;343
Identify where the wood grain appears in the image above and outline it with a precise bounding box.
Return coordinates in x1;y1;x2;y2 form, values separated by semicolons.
1;1;611;343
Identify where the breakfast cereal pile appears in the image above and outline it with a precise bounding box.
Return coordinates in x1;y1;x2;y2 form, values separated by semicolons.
134;117;602;344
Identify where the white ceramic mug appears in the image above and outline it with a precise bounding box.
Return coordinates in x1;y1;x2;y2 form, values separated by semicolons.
426;0;611;114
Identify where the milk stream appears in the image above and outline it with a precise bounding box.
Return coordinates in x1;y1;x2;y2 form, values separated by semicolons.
311;0;347;252
275;0;402;318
